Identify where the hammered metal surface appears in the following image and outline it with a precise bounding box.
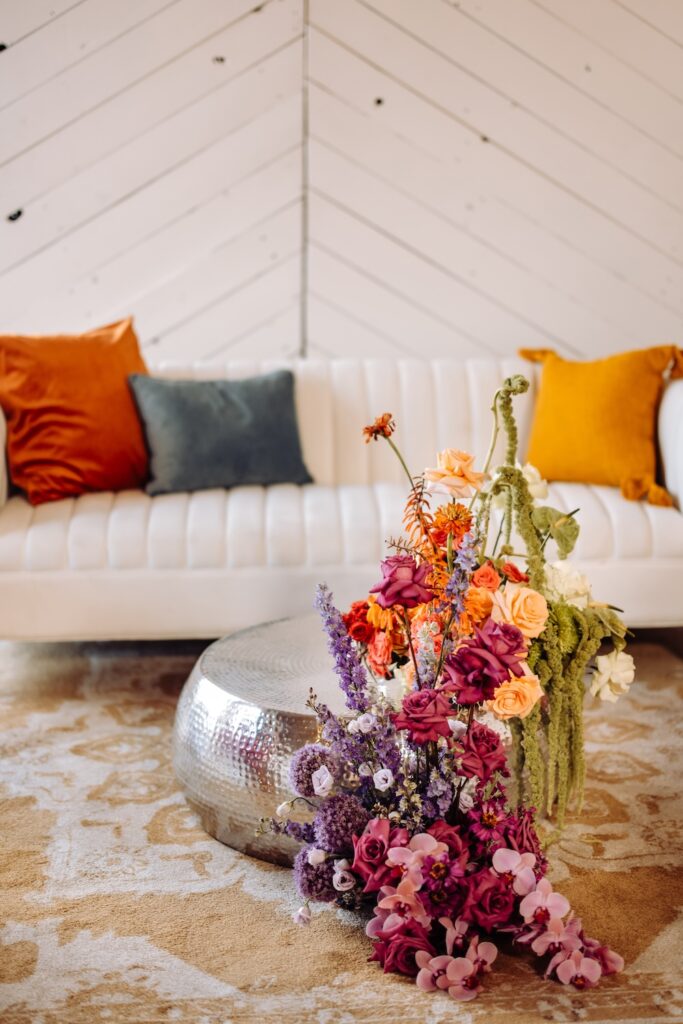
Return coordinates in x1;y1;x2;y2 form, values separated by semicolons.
172;615;345;866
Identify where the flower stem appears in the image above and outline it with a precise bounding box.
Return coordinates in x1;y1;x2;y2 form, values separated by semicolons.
386;437;417;491
454;705;476;814
402;608;422;690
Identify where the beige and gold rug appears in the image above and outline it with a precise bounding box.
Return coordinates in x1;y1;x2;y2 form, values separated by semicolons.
0;638;682;1024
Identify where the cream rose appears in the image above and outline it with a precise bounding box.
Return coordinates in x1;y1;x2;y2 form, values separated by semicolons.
590;650;635;703
424;448;486;498
491;583;549;639
544;560;592;609
487;673;543;720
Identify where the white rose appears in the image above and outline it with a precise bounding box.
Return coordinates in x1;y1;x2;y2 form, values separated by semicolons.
373;768;394;792
311;764;334;797
307;848;327;866
356;713;376;734
358;762;373;777
347;719;360;735
590;651;635;703
522;462;549;501
332;857;356;891
448;719;467;739
544;560;592;609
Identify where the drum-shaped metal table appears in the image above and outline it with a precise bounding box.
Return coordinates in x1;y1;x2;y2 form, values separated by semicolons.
172;615;345;866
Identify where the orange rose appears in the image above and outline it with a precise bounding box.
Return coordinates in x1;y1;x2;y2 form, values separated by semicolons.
487;673;543;720
464;586;493;624
471;562;501;591
424;449;486;498
491;584;548;639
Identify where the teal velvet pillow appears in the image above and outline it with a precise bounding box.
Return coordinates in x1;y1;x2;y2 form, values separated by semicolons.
128;371;312;495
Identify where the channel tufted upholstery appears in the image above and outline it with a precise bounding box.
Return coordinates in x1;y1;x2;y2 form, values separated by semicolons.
0;359;681;639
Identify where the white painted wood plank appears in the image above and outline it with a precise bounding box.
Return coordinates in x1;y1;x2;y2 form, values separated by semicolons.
150;255;301;360
0;0;175;108
449;0;683;155
536;0;683;100
310;83;681;341
207;303;301;360
312;0;683;255
310;85;637;351
0;0;301;201
309;241;503;357
0;0;83;44
6;146;301;334
616;0;683;45
0;95;301;325
131;203;301;342
366;0;683;209
308;293;412;357
0;42;301;273
308;28;683;313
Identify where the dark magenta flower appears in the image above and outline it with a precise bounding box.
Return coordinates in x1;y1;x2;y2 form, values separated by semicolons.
467;797;512;847
392;689;453;746
461;868;517;931
418;853;469;919
351;818;410;894
370;555;433;609
453;721;509;783
442;620;527;704
427;820;466;858
369;918;436;976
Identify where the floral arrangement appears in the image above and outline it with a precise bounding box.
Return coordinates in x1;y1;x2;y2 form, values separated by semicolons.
263;375;632;1002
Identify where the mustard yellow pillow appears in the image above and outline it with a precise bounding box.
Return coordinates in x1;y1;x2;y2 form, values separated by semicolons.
519;346;683;506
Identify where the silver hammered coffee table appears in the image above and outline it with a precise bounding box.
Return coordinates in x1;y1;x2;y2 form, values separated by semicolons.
172;615;345;866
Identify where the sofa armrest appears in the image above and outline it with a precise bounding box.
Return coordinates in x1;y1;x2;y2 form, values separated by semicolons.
659;378;683;508
0;406;7;509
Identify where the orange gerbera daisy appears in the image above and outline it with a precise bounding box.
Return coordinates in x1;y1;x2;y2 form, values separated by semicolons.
363;412;395;443
429;502;473;549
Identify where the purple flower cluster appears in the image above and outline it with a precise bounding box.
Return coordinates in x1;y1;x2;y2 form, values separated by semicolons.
313;793;371;853
442;532;478;615
315;584;372;713
289;743;337;798
294;846;336;902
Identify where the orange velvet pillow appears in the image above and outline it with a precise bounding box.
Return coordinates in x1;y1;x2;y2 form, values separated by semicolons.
519;346;683;506
0;318;149;505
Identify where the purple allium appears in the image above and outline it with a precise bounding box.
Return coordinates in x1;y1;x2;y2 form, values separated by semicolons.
313;794;371;854
289;743;337;798
442;620;527;704
315;584;372;712
293;845;337;902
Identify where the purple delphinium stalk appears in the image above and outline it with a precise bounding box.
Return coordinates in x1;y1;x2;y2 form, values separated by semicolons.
442;531;478;616
294;846;337;902
313;793;371;853
267;818;315;844
315;584;371;712
423;771;455;821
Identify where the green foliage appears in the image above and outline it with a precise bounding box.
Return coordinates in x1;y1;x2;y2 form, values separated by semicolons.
531;506;580;559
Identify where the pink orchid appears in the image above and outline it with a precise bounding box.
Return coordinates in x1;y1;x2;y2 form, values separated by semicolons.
366;906;404;939
532;917;583;957
415;952;455;992
378;876;431;927
439;915;470;956
491;847;537;896
555;949;602;989
445;957;482;1001
581;935;625;976
387;833;449;887
519;878;570;925
465;935;498;973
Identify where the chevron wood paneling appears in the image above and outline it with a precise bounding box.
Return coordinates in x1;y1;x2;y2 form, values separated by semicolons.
0;0;680;361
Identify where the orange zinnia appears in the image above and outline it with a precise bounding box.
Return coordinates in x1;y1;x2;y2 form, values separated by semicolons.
429;503;473;548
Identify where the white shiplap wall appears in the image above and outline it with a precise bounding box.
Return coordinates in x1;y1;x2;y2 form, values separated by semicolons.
0;0;681;360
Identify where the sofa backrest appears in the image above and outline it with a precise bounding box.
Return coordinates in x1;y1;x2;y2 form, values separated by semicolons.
150;358;539;486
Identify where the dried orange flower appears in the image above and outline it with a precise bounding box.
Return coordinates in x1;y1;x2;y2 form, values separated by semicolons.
363;412;395;443
429;503;473;548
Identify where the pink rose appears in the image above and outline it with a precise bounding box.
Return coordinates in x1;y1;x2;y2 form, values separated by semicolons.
427;820;466;858
454;721;508;783
370;555;433;610
369;918;436;977
392;689;453;746
462;869;517;932
351;818;410;894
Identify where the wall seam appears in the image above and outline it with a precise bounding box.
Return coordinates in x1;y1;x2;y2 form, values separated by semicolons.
299;0;310;357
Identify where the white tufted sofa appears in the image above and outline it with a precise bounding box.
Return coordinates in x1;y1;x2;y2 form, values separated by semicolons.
0;358;681;640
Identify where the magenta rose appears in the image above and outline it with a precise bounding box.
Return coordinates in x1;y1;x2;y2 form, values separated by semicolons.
462;868;517;931
392;689;452;745
352;818;410;893
454;721;508;783
370;554;433;609
427;820;466;858
442;620;527;704
369;918;436;976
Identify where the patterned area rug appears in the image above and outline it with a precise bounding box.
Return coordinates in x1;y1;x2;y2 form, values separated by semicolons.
0;638;681;1024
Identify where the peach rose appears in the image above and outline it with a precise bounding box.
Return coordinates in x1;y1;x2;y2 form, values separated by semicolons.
487;673;543;720
424;448;486;498
471;562;501;591
464;586;494;624
491;583;548;639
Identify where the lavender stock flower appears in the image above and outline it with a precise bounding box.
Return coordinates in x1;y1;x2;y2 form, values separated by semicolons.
315;584;371;712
